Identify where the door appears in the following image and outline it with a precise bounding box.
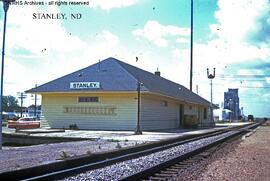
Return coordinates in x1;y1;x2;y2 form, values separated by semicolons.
198;107;201;126
179;104;184;127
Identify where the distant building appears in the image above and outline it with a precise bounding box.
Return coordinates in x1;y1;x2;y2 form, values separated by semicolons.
223;88;240;120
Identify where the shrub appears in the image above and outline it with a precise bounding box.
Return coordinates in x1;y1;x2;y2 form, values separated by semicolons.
69;124;78;130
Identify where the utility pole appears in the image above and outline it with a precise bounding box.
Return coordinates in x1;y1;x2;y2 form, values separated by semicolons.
190;0;194;91
17;92;26;118
135;82;143;135
0;0;15;150
241;107;244;120
34;84;37;117
207;68;215;126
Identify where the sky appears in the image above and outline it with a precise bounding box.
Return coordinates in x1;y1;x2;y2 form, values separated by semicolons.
0;0;269;118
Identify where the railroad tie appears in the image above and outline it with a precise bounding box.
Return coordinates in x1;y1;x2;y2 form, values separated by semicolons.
199;152;211;158
148;176;168;180
160;171;178;175
155;173;174;177
166;168;181;172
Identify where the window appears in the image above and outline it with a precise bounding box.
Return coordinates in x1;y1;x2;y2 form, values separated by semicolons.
161;100;168;107
63;106;116;116
189;105;192;110
78;97;99;103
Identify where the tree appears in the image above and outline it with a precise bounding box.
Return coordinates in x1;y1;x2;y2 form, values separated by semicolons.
28;104;41;110
2;95;20;112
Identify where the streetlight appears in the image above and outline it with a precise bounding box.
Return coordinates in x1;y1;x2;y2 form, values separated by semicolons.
135;81;143;135
0;0;15;150
207;68;215;126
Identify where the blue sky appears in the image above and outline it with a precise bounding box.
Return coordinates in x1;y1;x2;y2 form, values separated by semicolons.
1;0;270;117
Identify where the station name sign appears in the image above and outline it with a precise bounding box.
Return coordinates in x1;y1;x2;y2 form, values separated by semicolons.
70;82;100;89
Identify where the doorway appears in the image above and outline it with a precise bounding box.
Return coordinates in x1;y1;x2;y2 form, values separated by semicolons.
179;104;184;127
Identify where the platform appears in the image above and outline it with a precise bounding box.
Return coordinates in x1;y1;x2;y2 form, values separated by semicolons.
2;122;251;142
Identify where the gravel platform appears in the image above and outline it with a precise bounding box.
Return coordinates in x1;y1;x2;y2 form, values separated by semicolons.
0;139;144;173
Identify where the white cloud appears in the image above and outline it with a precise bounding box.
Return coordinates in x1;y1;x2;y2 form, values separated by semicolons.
133;20;190;47
97;30;119;47
6;5;88;55
171;49;182;59
2;5;123;104
190;0;270;107
213;0;267;43
266;78;270;84
236;69;263;76
200;0;270;71
262;93;270;100
176;38;189;43
171;48;189;60
88;0;138;10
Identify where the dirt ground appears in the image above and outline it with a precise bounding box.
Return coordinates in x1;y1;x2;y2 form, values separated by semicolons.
195;125;270;181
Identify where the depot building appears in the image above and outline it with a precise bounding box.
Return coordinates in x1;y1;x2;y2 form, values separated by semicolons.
26;57;212;130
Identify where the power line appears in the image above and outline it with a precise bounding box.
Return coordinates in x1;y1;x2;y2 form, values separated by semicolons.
216;78;267;82
239;86;270;89
195;82;270;89
217;74;270;78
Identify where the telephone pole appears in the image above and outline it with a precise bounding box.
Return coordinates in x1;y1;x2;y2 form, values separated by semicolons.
0;0;15;150
33;84;37;117
135;82;143;135
190;0;194;91
17;92;27;117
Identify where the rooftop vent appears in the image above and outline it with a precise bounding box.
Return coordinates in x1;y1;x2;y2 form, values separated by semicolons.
78;72;83;77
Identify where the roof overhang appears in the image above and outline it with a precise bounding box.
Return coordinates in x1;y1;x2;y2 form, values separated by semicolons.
144;91;211;107
25;90;149;95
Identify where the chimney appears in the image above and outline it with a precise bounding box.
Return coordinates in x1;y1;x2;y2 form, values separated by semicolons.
154;68;160;76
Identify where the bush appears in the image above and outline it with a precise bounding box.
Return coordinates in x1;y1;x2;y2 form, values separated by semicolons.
69;124;78;130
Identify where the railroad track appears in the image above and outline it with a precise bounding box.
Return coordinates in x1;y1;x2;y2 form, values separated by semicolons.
120;123;259;181
0;123;259;181
143;137;238;180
